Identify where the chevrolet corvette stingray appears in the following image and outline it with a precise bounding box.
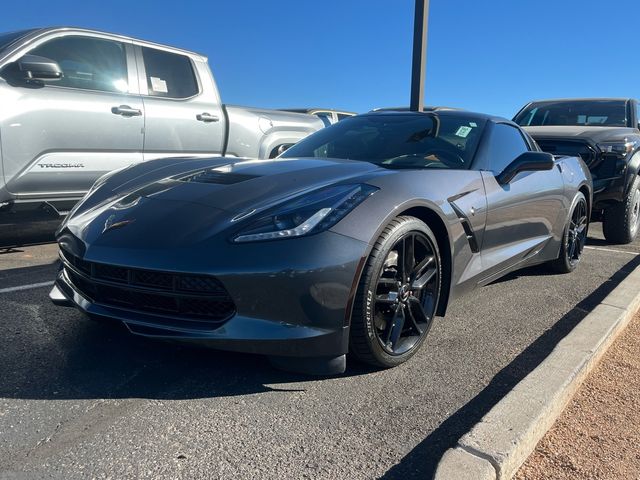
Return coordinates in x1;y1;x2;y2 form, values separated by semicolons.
51;110;591;374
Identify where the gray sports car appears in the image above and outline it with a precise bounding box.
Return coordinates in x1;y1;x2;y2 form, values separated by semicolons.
50;109;592;375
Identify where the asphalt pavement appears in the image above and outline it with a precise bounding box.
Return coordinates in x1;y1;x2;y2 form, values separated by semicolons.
0;223;639;479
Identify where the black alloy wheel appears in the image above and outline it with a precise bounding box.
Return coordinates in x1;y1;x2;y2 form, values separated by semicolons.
551;192;588;273
350;216;442;367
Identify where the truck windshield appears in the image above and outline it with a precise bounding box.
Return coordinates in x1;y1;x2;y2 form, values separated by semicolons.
515;100;628;127
281;114;485;170
0;29;35;52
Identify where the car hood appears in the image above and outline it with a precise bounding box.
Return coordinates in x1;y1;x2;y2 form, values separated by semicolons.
524;126;638;143
104;157;383;212
61;157;386;249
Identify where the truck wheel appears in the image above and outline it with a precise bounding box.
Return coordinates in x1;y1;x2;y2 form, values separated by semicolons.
603;175;640;244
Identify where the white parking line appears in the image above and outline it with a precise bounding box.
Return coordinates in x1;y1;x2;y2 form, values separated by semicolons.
0;281;55;294
585;246;640;256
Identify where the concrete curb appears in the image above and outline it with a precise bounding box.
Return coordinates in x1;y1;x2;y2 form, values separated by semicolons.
434;264;640;480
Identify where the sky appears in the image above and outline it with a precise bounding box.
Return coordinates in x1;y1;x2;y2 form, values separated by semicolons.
2;0;639;118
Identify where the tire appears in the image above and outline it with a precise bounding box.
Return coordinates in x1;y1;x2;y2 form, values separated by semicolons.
603;175;640;244
349;216;442;368
550;191;588;273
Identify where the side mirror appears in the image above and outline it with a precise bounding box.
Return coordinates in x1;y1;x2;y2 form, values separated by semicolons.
17;54;63;81
496;151;554;185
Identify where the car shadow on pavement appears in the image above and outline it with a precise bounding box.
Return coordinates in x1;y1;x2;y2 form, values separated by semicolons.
0;287;376;401
381;253;640;480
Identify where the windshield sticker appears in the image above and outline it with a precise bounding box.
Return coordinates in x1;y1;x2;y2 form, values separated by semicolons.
455;126;472;138
150;77;168;93
469;122;477;127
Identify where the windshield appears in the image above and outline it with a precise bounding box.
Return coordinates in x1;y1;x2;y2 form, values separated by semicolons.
281;113;485;170
515;100;628;127
0;29;35;52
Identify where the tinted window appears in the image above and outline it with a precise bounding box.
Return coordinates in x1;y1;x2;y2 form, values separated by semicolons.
514;100;627;127
337;113;353;121
487;123;529;173
28;36;128;93
282;114;486;170
142;47;198;98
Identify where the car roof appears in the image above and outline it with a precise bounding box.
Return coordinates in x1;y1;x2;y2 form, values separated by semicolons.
371;106;462;112
363;108;513;125
280;108;356;115
12;26;207;60
526;97;637;104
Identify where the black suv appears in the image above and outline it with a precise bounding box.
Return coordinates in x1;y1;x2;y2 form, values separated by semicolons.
514;98;640;243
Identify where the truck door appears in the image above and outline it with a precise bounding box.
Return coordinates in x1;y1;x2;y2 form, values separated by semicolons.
135;46;226;161
479;122;565;281
0;34;144;203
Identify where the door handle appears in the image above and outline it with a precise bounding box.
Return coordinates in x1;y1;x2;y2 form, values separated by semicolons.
111;105;142;117
196;112;220;123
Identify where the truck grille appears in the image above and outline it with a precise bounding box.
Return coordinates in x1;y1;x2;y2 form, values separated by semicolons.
535;139;597;165
60;249;236;327
535;139;617;179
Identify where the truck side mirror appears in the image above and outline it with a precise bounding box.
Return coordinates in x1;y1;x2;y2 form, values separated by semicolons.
17;54;63;81
496;151;554;185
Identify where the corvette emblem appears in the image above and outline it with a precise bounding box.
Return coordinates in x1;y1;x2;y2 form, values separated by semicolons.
103;214;135;233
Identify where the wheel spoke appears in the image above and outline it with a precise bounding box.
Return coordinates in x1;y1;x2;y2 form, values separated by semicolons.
400;235;415;282
386;304;405;349
411;255;433;281
406;298;424;334
408;296;430;326
412;267;436;290
568;236;577;259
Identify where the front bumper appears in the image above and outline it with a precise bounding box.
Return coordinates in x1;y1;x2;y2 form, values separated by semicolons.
51;231;369;358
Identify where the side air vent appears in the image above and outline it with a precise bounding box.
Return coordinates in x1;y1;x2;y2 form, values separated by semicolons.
449;203;480;253
179;169;259;185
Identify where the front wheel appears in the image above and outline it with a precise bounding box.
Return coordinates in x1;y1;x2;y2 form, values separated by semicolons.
603;175;640;244
349;216;442;368
550;191;588;273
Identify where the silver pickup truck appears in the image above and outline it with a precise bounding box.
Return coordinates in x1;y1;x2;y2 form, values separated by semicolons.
0;27;323;216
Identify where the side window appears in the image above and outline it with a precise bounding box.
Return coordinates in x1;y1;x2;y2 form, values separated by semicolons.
141;47;198;98
28;36;128;93
337;113;353;121
487;123;529;173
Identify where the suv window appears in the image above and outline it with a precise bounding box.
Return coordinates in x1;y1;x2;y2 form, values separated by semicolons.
487;123;529;173
141;47;198;98
28;36;129;93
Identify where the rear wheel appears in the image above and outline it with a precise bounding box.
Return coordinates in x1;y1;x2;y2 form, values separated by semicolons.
550;192;588;273
603;175;640;244
349;216;442;368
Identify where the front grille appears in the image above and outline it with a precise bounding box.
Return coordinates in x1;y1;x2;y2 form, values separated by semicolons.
61;249;236;327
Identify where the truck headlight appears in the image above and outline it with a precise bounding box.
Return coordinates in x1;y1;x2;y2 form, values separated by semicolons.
232;184;378;243
597;140;637;157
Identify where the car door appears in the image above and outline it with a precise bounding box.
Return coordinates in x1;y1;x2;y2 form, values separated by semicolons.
478;122;565;281
135;45;225;161
0;33;144;202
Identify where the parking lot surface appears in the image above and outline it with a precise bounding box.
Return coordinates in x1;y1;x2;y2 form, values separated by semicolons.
1;223;639;479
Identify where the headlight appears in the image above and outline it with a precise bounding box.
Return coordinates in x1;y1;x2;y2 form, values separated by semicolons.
232;184;378;243
597;140;637;157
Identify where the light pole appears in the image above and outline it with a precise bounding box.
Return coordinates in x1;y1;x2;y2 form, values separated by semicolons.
410;0;429;112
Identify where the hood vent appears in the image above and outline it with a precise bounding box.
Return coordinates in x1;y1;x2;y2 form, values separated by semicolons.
178;169;260;185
